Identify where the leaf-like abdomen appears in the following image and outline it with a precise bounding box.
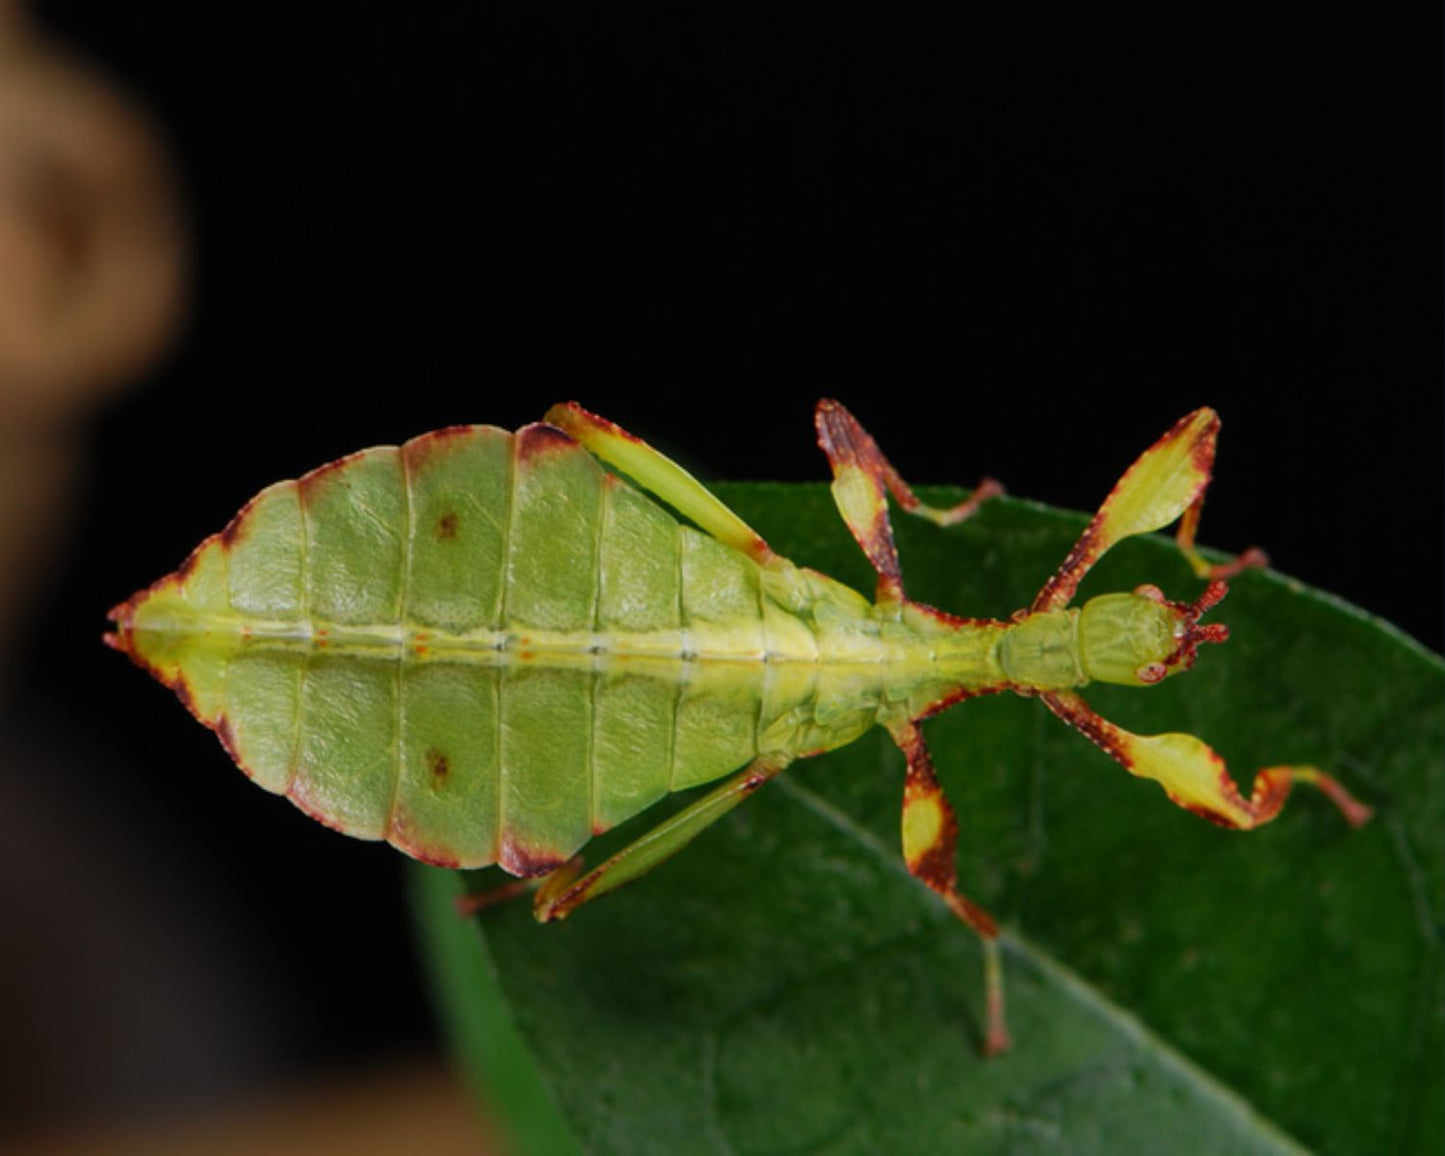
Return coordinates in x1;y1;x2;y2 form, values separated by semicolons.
111;421;820;874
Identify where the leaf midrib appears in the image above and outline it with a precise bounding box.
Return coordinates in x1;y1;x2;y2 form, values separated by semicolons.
770;773;1317;1156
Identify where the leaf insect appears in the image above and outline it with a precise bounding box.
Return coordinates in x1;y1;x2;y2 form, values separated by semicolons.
106;401;1370;1053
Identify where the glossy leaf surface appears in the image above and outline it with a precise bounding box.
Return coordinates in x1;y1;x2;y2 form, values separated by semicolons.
415;482;1442;1155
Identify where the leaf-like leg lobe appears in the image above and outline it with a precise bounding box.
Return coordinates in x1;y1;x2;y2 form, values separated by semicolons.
891;721;1010;1056
814;399;1001;608
1041;690;1372;830
1034;408;1219;611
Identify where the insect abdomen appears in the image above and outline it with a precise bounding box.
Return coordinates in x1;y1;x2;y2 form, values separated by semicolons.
115;423;781;873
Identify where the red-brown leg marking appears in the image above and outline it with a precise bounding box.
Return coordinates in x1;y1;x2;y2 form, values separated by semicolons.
1291;768;1374;829
891;721;1010;1056
1040;690;1373;830
815;399;907;603
1176;495;1271;580
815;399;1002;606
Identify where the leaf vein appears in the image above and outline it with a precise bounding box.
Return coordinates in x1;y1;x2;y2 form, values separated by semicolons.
771;775;1318;1156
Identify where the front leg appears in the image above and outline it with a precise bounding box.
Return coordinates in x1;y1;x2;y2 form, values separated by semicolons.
1041;690;1373;830
1034;408;1223;612
890;720;1010;1056
1174;496;1270;581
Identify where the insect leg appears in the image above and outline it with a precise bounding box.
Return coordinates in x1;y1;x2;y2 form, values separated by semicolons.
1174;494;1270;581
890;720;1010;1056
1040;689;1373;829
1033;408;1221;612
814;399;1002;606
453;875;537;917
544;401;782;568
531;754;790;921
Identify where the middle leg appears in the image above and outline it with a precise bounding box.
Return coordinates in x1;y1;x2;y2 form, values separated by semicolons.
889;719;1010;1056
815;398;1002;608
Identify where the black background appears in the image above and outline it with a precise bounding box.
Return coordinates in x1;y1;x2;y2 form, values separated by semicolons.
7;3;1439;1129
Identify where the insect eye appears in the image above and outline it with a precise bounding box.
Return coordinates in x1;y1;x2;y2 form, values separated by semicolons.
1136;662;1168;684
1133;584;1166;603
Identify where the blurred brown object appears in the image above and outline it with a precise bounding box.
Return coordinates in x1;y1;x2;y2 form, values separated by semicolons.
9;1060;500;1156
0;0;185;655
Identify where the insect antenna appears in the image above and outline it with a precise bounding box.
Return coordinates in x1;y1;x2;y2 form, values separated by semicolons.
1164;579;1232;672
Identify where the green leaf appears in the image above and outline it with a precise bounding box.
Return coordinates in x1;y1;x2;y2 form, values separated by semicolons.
412;483;1443;1155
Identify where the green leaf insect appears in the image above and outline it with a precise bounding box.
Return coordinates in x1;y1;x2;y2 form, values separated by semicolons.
106;400;1370;1054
